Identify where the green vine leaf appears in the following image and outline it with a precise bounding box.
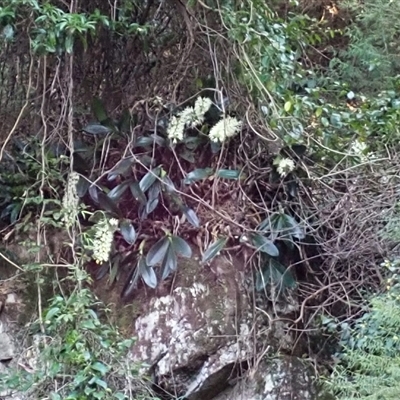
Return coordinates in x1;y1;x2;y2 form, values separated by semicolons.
91;361;109;375
45;307;60;321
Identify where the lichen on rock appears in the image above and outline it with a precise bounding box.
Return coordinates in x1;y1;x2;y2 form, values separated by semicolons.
130;255;253;397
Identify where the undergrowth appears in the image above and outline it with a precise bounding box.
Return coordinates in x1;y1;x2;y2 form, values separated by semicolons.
1;0;400;398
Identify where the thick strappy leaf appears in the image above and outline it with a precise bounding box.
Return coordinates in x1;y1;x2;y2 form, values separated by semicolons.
202;237;228;263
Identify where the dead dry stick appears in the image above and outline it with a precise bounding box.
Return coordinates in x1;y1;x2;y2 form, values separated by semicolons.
293;282;345;324
0;251;23;271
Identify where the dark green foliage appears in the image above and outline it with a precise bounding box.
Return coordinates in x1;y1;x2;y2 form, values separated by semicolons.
325;263;400;399
0;283;152;399
331;0;400;93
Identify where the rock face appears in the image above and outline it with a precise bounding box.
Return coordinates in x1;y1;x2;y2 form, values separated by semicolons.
213;357;316;400
131;255;252;399
0;293;24;400
130;255;317;399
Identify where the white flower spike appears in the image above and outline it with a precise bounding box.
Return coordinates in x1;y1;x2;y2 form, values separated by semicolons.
92;217;119;264
276;158;295;177
209;116;242;143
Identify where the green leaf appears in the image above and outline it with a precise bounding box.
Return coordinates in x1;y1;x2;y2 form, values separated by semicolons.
216;169;241;180
92;98;108;123
146;182;160;214
284;100;292;112
182;206;200;228
76;176;90;197
248;233;279;257
121;261;141;299
184;168;213;184
94;378;108;390
170;236;192;258
109;257;120;285
82;123;111;136
97;192;121;217
107;157;134;181
282;214;305;240
150;134;167;147
91;361;109;375
321;117;329;127
139;166;161;192
89;185;99;203
162;175;176;193
256;258;296;292
257;214;279;233
73;152;90;174
118;108;131;132
95;263;109;281
138;204;148;221
286;180;298;198
179;150;195;163
146;237;169;266
210;141;221;153
330;113;342;128
45;307;60;321
108;182;129;201
161;246;177;280
134;136;154;148
184;136;204;150
129;181;147;205
120;220;136;245
202;237;228;263
113;393;127;400
139;259;157;289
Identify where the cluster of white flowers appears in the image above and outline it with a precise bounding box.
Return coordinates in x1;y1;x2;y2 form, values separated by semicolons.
62;172;80;227
276;158;295;177
92;217;119;264
167;96;213;143
208;116;242;143
351;139;375;162
192;96;213;126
